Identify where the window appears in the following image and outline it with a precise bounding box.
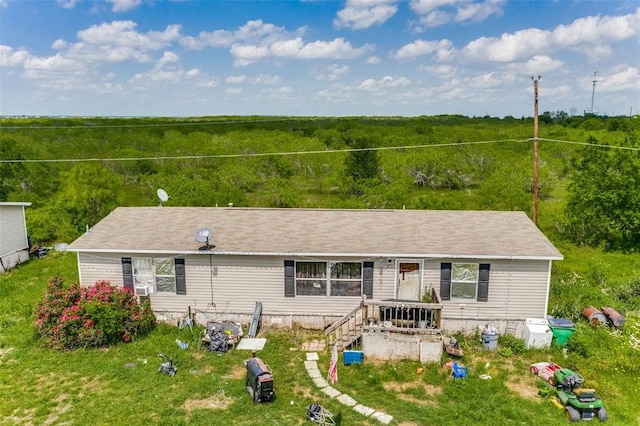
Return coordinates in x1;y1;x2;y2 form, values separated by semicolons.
296;262;327;296
292;261;363;297
126;257;183;295
440;262;490;302
451;263;478;299
154;258;176;293
330;262;362;296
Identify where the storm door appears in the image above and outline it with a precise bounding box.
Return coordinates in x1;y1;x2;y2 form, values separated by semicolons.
396;260;422;300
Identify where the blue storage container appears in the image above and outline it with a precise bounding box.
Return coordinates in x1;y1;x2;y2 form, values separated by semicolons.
343;350;363;365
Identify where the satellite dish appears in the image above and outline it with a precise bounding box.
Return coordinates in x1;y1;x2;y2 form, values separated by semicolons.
54;243;68;252
157;188;170;206
195;227;215;250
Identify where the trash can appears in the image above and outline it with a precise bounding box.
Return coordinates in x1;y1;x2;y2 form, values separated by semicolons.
481;325;499;351
547;318;575;347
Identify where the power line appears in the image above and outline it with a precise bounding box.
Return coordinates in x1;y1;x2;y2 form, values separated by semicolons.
0;138;526;164
0;137;636;165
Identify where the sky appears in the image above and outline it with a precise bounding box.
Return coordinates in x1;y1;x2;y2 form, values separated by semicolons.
0;0;638;118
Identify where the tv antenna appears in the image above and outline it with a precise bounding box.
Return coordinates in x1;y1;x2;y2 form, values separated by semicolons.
157;188;170;206
590;71;598;114
195;227;215;251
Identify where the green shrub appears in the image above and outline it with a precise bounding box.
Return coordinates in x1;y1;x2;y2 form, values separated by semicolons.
35;277;155;350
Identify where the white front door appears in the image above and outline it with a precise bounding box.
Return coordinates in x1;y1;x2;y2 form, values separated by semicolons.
396;260;422;300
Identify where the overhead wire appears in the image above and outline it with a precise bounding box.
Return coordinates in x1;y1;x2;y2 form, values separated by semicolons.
0;136;636;165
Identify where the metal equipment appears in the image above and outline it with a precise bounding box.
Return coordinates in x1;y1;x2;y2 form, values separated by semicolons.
157;353;177;377
245;354;274;403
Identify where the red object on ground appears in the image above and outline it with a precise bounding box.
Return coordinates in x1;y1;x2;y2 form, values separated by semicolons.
530;362;562;385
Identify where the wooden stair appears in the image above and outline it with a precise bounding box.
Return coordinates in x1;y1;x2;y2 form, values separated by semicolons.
324;303;365;350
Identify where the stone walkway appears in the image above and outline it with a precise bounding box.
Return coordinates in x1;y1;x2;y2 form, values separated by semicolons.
303;348;393;425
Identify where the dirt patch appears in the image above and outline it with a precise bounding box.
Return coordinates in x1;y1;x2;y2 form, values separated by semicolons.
398;393;438;407
221;363;246;380
505;376;541;400
183;390;234;412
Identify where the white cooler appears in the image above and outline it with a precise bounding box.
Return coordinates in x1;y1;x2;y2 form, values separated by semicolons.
523;318;552;349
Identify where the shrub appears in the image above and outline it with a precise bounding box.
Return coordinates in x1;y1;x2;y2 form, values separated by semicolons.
35;277;155;350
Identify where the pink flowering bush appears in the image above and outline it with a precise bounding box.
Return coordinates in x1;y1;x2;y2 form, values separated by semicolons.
35;277;155;350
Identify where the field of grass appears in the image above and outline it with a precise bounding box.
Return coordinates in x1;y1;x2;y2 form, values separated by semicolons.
1;251;639;425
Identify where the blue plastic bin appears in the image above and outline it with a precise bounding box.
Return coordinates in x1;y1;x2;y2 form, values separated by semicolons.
343;350;363;365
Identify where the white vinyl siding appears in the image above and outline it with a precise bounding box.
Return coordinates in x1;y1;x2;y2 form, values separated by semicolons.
426;259;550;320
0;205;30;257
76;254;551;322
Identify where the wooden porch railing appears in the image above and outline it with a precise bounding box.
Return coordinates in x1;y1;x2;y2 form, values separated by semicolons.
325;289;443;350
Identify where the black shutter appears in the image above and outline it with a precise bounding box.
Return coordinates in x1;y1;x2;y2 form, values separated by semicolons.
122;257;133;290
284;260;295;297
477;263;490;302
363;261;374;299
440;263;451;301
175;258;186;295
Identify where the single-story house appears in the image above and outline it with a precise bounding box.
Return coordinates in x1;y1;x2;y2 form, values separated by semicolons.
67;207;562;342
0;202;32;273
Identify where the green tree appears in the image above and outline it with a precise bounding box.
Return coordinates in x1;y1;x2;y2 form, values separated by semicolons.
56;163;123;233
565;135;640;250
343;129;380;181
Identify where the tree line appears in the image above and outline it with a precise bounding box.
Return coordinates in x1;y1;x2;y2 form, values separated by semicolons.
1;114;638;251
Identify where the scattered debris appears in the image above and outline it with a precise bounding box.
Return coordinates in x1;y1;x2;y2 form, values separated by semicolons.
306;402;335;425
176;339;189;350
600;306;625;328
444;337;463;358
582;306;607;326
158;353;177;377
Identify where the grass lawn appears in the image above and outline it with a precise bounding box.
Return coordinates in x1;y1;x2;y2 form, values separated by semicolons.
1;252;638;425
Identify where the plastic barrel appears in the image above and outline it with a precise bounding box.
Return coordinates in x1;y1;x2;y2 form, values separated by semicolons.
601;307;625;328
481;332;499;351
582;306;607;326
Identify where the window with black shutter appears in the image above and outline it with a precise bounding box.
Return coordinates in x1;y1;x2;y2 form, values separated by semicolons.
363;261;374;299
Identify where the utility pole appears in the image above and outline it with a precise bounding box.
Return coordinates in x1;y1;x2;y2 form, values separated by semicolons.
590;71;598;114
532;76;540;226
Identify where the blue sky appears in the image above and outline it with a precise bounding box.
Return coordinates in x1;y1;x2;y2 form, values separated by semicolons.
1;0;638;117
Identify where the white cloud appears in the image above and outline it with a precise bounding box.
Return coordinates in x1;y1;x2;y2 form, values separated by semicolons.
463;28;551;62
393;39;453;60
357;75;411;92
417;64;457;78
0;45;30;67
366;56;381;64
252;74;281;84
226;75;247;84
232;37;373;66
334;0;398;30
455;0;505;23
57;0;80;9
409;0;457;15
551;8;640;47
78;21;181;51
156;51;179;68
179;30;235;50
599;66;640;92
462;8;640;63
522;55;564;75
107;0;143;13
316;64;349;81
52;39;68;50
226;87;243;94
418;11;452;28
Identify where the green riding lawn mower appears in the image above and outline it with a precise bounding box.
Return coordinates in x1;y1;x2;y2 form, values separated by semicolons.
553;368;607;422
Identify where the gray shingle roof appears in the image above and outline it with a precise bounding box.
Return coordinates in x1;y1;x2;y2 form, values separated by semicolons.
67;207;562;260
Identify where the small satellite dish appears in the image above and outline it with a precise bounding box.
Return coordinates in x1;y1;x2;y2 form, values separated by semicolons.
195;227;215;250
157;188;170;206
54;243;68;252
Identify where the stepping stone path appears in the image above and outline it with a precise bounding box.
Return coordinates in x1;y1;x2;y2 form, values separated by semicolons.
303;347;394;425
